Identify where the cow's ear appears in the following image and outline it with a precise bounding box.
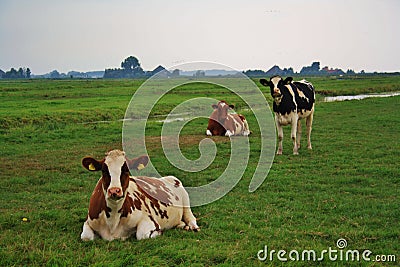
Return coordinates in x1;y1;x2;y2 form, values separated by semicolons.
212;104;218;109
127;155;149;171
229;104;235;109
284;77;293;84
260;79;270;87
82;157;103;171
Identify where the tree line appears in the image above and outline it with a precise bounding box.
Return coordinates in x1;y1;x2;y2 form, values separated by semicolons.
2;58;398;79
0;67;31;79
104;56;175;78
243;62;359;77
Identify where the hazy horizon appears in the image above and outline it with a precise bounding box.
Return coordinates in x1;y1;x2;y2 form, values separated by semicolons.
1;0;399;75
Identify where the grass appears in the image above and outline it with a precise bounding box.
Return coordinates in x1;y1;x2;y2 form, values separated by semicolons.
0;77;399;266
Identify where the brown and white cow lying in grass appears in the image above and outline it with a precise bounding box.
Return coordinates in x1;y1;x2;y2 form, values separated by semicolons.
206;100;251;137
81;149;199;241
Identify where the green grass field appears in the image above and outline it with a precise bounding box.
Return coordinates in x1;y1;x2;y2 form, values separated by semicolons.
0;76;399;266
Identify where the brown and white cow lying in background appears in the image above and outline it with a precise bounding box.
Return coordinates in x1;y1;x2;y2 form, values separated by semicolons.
260;76;315;155
81;149;199;241
206;100;251;137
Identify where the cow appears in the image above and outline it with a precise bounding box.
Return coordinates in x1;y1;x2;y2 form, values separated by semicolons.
206;100;251;137
260;76;315;155
80;149;199;241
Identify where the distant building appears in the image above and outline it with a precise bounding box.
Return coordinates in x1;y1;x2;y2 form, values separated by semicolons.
150;65;170;78
321;66;345;75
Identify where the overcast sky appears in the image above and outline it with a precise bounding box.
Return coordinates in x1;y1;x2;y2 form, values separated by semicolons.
1;0;399;74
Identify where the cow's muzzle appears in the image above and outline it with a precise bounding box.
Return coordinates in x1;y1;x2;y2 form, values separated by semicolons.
272;92;282;98
272;89;281;97
108;187;124;199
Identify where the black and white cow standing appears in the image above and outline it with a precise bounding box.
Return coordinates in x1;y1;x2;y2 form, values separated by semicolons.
260;76;315;155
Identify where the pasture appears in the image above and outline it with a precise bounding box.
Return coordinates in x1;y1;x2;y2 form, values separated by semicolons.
0;76;399;266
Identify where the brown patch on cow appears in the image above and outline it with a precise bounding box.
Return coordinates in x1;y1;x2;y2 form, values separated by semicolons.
132;192;142;211
238;114;246;122
135;176;174;206
148;215;160;231
118;192;135;218
88;179;111;220
134;177;173;219
174;179;181;188
207;117;226;136
120;165;131;196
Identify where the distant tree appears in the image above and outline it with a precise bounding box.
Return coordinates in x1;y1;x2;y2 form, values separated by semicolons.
18;68;24;78
243;69;266;77
50;70;60;79
121;56;140;70
8;68;17;78
194;70;205;77
282;67;294;76
300;62;320;75
311;62;320;72
4;68;19;78
26;68;31;78
171;69;180;77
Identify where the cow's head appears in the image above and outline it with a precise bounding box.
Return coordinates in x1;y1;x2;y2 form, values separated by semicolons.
211;100;234;123
82;150;149;200
260;76;293;98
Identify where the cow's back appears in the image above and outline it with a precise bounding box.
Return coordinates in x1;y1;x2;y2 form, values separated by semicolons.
292;81;315;112
130;176;190;229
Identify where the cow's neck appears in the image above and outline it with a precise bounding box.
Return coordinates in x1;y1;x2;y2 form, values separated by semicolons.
105;197;126;233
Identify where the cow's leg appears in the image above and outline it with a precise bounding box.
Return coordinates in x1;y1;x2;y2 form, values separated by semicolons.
175;187;200;232
296;119;302;149
291;119;299;155
306;112;314;150
136;217;162;240
242;119;251;136
275;117;283;155
206;129;212;136
81;220;96;241
181;207;200;232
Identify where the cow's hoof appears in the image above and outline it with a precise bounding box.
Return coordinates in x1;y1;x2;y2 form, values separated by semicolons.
185;225;200;232
81;232;95;241
225;130;233;137
149;230;162;238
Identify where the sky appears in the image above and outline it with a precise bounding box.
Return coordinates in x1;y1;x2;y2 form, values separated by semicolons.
1;0;399;74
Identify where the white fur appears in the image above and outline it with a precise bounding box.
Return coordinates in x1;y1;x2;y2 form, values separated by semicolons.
225;130;233;137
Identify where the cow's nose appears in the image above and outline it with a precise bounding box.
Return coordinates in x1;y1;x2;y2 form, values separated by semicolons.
274;88;280;94
108;187;123;198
